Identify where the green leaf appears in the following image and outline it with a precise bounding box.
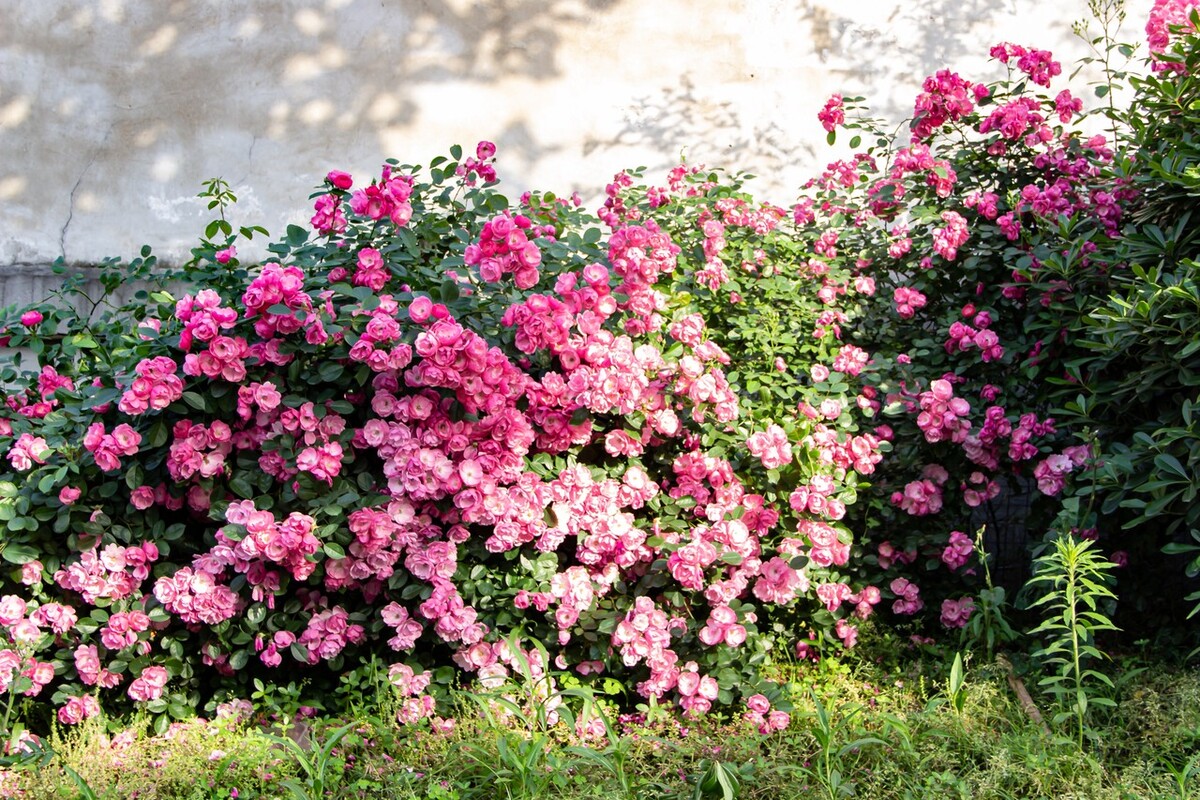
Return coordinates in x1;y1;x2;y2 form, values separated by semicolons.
1153;453;1189;480
181;392;209;412
1;544;39;564
286;224;309;248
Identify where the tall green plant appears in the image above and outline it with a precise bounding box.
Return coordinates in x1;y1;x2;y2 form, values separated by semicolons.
1026;535;1119;746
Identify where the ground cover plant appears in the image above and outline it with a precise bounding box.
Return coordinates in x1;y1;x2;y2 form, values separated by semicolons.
1;0;1200;796
6;636;1200;799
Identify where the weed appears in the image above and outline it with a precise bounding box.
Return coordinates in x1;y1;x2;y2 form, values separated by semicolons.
1026;534;1120;747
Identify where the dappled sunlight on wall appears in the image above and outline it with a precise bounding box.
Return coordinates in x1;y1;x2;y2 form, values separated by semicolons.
0;0;1099;304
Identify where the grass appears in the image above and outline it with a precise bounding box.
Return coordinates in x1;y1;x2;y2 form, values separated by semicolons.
5;640;1199;799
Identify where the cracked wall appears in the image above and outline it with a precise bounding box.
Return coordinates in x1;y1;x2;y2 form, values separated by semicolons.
0;0;1111;309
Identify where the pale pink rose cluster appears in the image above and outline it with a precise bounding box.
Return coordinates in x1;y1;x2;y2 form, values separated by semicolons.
153;566;240;626
166;419;231;481
217;501;322;583
932;210;971;261
5;433;49;471
890;577;925;615
454;140;498;185
296;606;366;664
980;98;1053;151
960;470;1001;507
746;424;793;470
544;566;596;644
744;693;791;734
892;464;949;517
697;604;747;647
941;531;975;571
1034;445;1091;496
99;610;151;652
911;69;980;140
1147;0;1200;72
118;356;184;415
501;293;573;355
818;93;845;132
346;296;418;374
916;379;971;444
608;221;680;333
612;596;687;700
990;42;1062;87
752;556;808;605
464;212;545;289
74;644;121;689
235;380;282;421
311;192;348;234
381;602;424;651
830;345;868;379
892;144;958;197
407;317;529;416
877;540;918;571
799;518;851;568
349;165;414;227
255;630;296;667
127;665;169;702
175;289;238;352
241;263;322;343
388;663;437;725
946;319;1004;363
56;694;101;725
418;578;486;646
893;286;927;319
352;246;390;292
712;196;785;235
83;422;141;472
940;596;976;628
788;473;847;522
1;651;54;697
804;423;883;476
676;662;720;716
11;364;75;420
182;334;250;383
55;543;159;604
544;465;658;579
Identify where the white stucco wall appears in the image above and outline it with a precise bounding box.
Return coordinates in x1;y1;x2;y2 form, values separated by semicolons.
0;0;1115;307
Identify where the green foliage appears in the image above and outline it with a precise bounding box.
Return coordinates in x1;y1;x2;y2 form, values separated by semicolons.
1026;535;1119;746
258;721;355;800
960;528;1020;660
2;645;1199;799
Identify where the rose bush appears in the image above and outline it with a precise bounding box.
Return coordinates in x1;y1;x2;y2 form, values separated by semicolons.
778;0;1200;635
0;139;884;731
1;0;1198;736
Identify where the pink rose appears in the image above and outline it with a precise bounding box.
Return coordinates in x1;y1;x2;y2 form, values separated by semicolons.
326;170;353;189
20;310;43;327
59;486;81;505
408;296;433;324
130;486;155;510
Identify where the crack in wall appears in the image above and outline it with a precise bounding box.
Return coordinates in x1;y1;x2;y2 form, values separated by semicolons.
59;126;114;264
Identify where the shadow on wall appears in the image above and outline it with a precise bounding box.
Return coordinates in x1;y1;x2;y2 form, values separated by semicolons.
0;0;1094;283
583;73;817;196
575;0;1081;200
799;0;1079;119
0;0;622;270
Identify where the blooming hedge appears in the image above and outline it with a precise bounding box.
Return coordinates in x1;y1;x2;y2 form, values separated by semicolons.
2;0;1198;734
0;133;891;731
